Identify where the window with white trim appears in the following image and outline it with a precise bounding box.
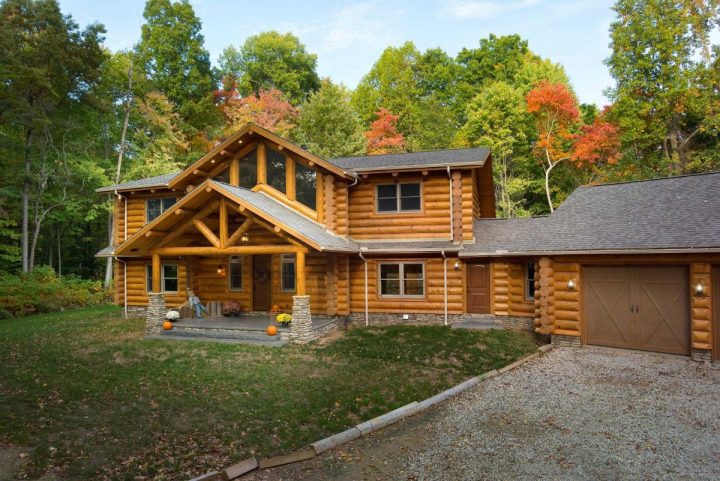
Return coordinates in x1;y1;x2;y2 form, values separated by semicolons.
376;183;421;213
146;197;176;222
379;262;425;297
228;256;243;291
281;254;296;292
525;262;536;301
146;263;179;292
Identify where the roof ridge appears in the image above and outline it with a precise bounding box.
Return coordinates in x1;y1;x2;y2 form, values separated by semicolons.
578;171;720;189
330;146;490;161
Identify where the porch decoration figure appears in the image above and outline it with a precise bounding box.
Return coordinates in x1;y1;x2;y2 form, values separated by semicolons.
223;301;241;317
276;313;292;326
186;288;208;318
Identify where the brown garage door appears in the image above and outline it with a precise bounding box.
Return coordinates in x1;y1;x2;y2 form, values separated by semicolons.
584;266;690;355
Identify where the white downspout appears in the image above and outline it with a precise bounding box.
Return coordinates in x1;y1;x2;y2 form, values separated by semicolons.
446;166;453;242
359;252;368;327
441;250;448;326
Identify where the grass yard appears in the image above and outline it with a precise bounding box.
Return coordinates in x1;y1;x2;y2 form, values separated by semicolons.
0;306;537;480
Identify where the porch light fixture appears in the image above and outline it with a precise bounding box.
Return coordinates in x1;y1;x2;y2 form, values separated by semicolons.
453;259;461;270
695;280;706;296
567;278;576;290
217;264;226;276
241;234;249;243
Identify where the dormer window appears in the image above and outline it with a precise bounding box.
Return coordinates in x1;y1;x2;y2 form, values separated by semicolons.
266;147;286;193
146;197;176;222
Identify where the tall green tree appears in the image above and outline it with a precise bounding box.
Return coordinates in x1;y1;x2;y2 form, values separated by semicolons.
136;0;217;135
0;0;105;272
294;79;366;158
219;31;320;105
606;0;720;174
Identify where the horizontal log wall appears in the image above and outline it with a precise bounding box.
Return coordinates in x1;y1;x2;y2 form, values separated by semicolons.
491;261;534;317
122;258;188;307
690;263;712;350
121;190;178;239
460;171;474;240
348;256;463;314
348;172;452;239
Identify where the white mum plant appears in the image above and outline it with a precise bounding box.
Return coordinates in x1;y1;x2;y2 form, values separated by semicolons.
165;310;180;321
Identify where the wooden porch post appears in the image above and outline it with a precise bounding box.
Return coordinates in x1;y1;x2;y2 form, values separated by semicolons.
219;199;228;248
152;252;161;292
296;249;306;296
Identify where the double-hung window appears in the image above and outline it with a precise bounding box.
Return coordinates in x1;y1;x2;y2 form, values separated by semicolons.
281;254;296;292
379;262;425;297
376;183;421;213
146;263;178;293
228;256;243;291
146;197;176;222
525;262;536;301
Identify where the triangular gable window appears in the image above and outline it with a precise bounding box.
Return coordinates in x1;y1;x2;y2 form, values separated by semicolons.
239;148;257;189
266;147;286;193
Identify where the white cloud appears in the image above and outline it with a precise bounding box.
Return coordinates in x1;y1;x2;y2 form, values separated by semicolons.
324;2;400;51
445;0;541;19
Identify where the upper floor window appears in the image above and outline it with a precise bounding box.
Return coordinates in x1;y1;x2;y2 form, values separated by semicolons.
239;149;257;189
376;183;421;213
146;263;178;293
295;161;317;210
267;147;286;193
146;197;176;222
379;262;425;297
281;254;296;292
228;256;243;291
525;262;536;301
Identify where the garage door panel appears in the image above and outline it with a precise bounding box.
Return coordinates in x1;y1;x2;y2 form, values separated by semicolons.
584;266;689;355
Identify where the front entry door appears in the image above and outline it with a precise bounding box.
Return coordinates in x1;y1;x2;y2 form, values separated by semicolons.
253;255;271;311
467;263;491;314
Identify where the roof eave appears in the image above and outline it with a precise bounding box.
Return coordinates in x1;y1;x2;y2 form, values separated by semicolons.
459;247;720;257
347;160;487;174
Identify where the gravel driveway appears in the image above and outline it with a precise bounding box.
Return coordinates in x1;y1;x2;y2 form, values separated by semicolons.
249;347;720;481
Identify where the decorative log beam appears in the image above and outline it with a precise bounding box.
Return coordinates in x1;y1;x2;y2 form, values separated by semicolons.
153;245;307;256
257;142;267;184
226;218;253;247
219;199;228;248
156;200;220;248
193;218;220;248
230;158;240;186
145;231;165;238
194;169;207;176
253;218;307;250
207;159;230;179
174;208;192;216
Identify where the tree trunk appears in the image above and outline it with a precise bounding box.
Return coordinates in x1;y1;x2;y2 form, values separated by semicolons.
21;129;33;272
545;160;555;213
104;210;113;287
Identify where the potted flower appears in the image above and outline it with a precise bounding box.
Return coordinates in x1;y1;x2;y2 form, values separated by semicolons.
276;313;292;326
223;301;241;317
165;310;180;322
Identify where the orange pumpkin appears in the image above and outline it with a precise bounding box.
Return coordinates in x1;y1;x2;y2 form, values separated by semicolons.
266;325;278;336
163;321;173;330
271;304;281;313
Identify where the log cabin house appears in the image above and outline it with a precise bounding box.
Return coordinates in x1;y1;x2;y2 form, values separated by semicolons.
97;123;720;360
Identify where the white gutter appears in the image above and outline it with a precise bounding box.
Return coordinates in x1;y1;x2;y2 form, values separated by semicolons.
348;171;360;188
447;166;454;242
359;252;369;327
441;250;448;326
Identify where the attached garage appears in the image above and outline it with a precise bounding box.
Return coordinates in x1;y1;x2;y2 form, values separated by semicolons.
583;266;690;355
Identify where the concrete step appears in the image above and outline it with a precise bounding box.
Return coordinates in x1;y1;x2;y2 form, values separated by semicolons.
148;331;287;346
167;325;284;341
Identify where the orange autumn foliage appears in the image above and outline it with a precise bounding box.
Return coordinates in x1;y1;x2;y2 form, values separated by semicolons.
572;113;621;165
526;81;580;163
215;84;298;137
365;108;406;155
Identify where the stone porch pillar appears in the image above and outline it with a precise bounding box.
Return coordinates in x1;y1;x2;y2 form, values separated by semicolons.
146;292;166;335
290;295;312;344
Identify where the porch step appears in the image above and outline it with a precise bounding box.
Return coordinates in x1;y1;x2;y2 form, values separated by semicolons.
451;316;504;331
151;326;287;346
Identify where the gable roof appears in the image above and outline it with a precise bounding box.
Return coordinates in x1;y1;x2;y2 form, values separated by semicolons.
328;147;491;173
463;172;720;256
96;172;180;193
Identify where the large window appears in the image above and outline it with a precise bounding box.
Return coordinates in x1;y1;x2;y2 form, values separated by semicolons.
146;263;178;293
376;183;421;213
281;254;296;292
295;161;317;210
379;262;425;297
146;197;176;222
267;147;286;193
525;262;536;301
239;149;257;189
228;256;243;291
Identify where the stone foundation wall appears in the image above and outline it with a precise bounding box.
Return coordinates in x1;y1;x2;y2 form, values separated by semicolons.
347;312;465;327
495;316;534;332
290;296;312;344
551;334;581;348
127;306;147;318
691;348;712;363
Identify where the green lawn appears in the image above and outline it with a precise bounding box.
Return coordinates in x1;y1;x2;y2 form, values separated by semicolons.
0;306;537;480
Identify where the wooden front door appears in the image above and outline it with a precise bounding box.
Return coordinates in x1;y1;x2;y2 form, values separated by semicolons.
466;263;491;314
584;266;690;355
252;255;271;311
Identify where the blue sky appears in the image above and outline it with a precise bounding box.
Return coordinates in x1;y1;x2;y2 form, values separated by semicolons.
60;0;617;106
